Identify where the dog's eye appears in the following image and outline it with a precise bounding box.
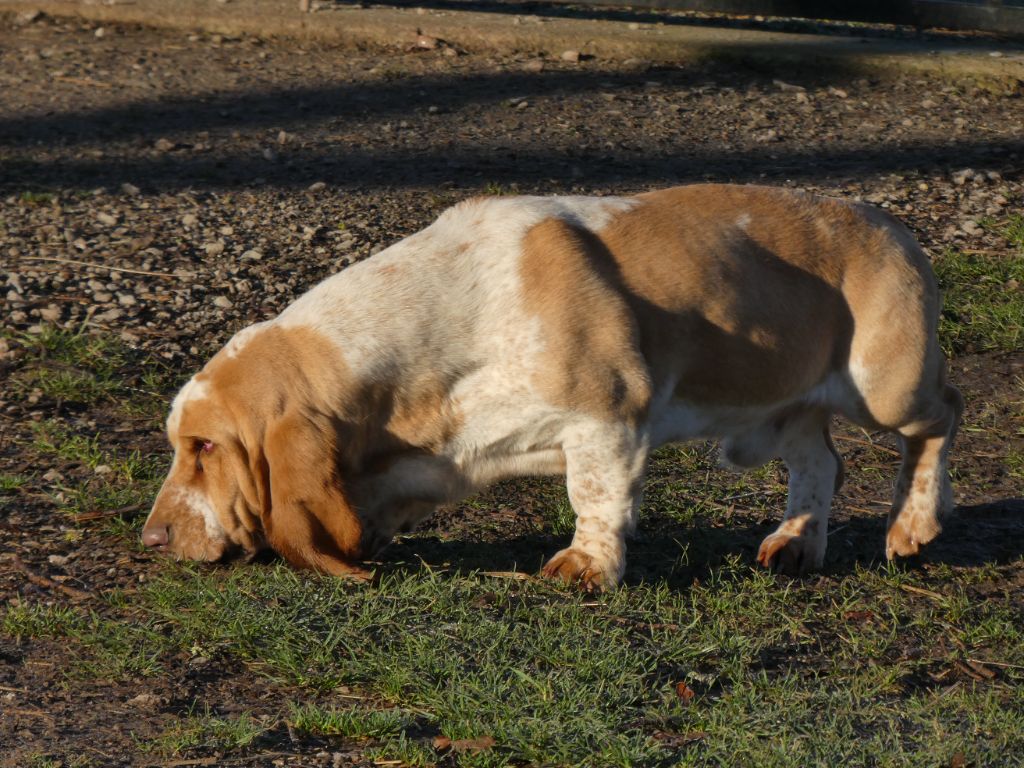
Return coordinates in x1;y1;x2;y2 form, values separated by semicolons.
194;440;214;471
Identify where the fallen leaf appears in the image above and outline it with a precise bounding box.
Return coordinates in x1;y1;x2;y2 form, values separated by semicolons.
434;735;496;753
675;681;695;703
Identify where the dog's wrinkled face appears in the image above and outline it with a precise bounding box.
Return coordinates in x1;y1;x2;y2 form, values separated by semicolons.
142;375;266;562
142;324;369;578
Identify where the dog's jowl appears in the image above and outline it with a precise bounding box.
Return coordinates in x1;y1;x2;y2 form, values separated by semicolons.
143;184;961;588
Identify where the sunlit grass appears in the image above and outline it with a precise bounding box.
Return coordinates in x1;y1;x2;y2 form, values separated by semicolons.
936;219;1024;354
5;557;1021;765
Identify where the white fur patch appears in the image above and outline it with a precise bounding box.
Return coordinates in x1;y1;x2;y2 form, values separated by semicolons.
224;321;270;359
167;376;210;435
276;194;640;379
176;486;226;542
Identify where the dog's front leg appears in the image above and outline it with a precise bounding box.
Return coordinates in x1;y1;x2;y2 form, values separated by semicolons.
542;423;648;590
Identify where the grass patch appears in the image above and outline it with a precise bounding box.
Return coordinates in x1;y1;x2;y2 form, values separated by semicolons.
289;703;418;740
483;182;520;196
30;419;167;520
1002;213;1024;249
543;496;576;537
10;326;174;413
7;558;1021;766
0;472;30;493
1008;449;1024;480
2;602;170;678
18;190;56;206
936;224;1024;354
146;707;265;756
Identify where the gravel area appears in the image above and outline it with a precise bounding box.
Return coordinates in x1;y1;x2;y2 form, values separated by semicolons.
2;12;1022;365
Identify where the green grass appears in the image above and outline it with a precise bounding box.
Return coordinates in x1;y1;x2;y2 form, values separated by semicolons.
9;326;174;412
5;558;1021;766
19;190;56;206
543;497;577;537
0;472;29;493
936;217;1024;355
146;707;266;756
1003;213;1024;249
30;419;167;520
1008;449;1024;481
483;182;520;196
289;702;418;740
3;329;175;559
2;602;170;678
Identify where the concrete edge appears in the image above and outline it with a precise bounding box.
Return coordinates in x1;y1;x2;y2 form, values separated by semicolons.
4;0;1024;85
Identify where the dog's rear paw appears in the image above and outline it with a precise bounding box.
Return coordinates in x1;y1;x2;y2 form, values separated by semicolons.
757;532;824;576
542;548;619;591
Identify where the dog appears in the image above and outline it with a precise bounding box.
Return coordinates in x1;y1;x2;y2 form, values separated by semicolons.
142;184;962;588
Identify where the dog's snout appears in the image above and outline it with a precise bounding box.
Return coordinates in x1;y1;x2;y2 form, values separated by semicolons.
142;524;169;548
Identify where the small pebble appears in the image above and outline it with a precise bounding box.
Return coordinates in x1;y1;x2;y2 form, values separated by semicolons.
952;168;975;185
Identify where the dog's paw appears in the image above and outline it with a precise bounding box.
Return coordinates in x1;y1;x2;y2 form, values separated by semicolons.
542;548;619;591
885;514;941;560
756;532;825;576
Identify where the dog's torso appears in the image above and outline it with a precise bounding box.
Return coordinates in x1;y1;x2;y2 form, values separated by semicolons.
267;187;925;536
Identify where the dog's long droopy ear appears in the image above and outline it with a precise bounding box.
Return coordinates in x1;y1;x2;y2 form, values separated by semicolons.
260;408;369;579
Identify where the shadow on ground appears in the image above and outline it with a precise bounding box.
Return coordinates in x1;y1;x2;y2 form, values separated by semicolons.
3;66;1021;193
373;497;1024;589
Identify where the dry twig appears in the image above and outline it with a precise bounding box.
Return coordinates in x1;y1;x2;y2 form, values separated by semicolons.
10;554;95;602
831;433;902;457
21;255;193;279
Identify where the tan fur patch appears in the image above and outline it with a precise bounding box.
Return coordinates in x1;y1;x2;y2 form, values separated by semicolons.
595;185;857;406
518;218;652;422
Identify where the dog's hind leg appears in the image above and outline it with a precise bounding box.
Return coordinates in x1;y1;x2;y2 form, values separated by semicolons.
756;409;843;575
884;384;963;559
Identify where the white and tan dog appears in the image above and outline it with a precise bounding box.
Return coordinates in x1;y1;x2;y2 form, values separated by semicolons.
142;184;962;588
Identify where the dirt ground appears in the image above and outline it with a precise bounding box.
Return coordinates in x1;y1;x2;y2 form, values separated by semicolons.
1;10;1023;767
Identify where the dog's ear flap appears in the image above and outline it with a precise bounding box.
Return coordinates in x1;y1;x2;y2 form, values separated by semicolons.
258;408;370;579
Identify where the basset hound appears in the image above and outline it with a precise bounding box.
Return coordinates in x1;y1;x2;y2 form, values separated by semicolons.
142;184;962;588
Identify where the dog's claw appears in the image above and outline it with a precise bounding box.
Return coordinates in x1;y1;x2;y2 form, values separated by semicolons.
542;548;615;591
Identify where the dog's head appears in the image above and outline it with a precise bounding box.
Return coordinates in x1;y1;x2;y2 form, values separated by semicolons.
141;324;369;577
